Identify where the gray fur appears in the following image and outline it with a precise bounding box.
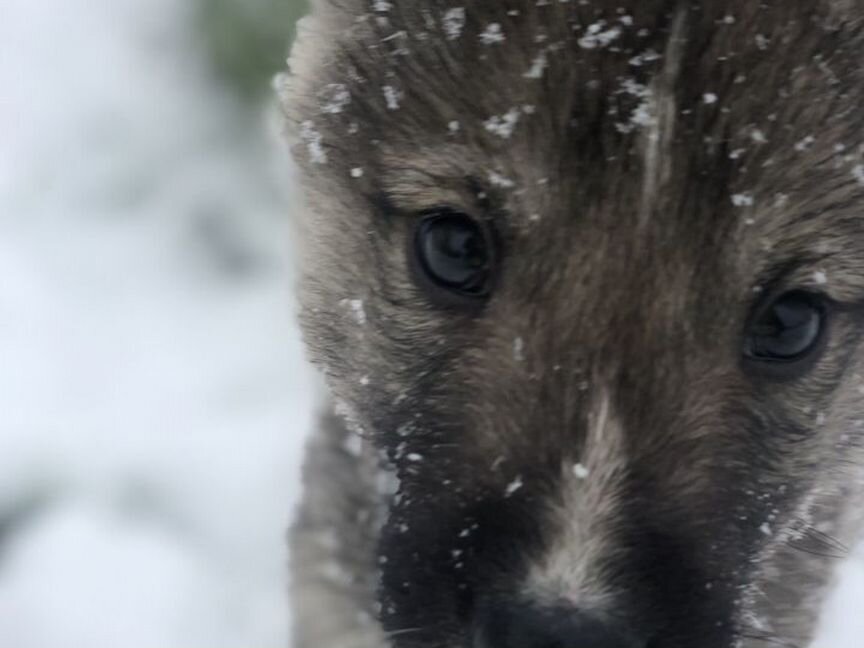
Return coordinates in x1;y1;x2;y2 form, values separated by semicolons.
282;2;864;647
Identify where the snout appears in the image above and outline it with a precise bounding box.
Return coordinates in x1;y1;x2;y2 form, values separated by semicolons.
474;601;644;648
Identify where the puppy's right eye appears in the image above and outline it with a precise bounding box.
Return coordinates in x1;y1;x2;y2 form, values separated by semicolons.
413;210;495;301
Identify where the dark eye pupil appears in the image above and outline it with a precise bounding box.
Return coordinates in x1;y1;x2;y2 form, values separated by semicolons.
416;213;491;296
747;292;823;361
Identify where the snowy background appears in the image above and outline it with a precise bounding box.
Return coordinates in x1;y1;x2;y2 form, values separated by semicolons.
0;0;313;646
0;1;862;646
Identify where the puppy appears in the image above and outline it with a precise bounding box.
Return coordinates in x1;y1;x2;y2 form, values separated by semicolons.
282;2;864;646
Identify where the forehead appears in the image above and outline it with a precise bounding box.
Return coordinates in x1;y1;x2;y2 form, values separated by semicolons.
290;1;864;273
295;2;864;139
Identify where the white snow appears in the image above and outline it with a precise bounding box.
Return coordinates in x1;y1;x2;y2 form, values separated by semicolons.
488;171;516;189
751;129;768;144
578;23;622;50
396;422;416;437
504;477;524;497
524;52;549;79
513;337;526;362
479;23;505;45
484;108;521;139
615;78;655;133
732;193;755;207
796;135;817;151
382;85;403;111
319;83;351;114
442;7;466;41
301;121;328;164
628;49;662;67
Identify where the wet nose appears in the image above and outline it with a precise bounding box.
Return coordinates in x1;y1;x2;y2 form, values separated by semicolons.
474;602;644;648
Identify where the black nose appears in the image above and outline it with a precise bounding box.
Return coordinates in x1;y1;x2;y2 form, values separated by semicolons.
475;602;644;648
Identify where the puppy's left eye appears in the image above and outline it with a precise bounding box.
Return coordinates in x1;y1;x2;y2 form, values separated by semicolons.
745;291;826;363
413;210;494;300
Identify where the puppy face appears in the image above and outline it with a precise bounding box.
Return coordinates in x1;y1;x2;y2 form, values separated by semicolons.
285;2;864;646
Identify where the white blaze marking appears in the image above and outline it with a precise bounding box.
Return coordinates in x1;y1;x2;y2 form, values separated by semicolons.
525;391;627;610
341;299;366;326
637;10;685;227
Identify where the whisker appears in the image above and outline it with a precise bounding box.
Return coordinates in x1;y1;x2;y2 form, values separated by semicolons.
804;528;848;554
785;543;846;559
385;627;424;639
785;521;849;560
739;630;802;648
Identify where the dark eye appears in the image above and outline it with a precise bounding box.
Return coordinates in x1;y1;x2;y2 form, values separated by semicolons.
745;291;826;363
413;210;494;299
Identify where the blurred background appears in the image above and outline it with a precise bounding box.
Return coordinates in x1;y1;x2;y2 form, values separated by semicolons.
1;1;863;646
0;0;312;646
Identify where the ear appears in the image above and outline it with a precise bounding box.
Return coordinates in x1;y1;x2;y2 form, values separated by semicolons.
278;0;366;138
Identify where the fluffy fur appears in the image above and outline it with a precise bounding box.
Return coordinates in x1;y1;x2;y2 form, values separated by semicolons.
282;2;864;647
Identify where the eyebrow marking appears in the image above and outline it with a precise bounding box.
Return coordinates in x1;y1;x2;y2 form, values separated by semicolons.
378;148;489;213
